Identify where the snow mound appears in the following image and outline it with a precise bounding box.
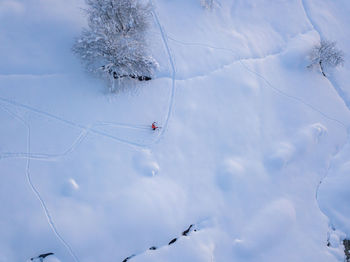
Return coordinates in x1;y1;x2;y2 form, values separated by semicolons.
133;149;160;177
216;157;246;191
61;178;80;197
294;123;328;154
263;142;296;172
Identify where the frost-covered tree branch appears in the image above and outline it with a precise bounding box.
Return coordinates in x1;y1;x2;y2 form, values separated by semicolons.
308;40;344;77
73;0;158;90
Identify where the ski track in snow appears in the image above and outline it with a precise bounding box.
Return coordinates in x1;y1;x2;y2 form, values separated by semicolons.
0;128;90;161
238;60;348;129
0;73;63;78
0;96;151;150
150;0;177;144
0;105;80;262
0;121;154;161
163;28;313;81
96;121;150;131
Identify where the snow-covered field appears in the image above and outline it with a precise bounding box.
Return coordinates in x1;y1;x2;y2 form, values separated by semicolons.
1;0;350;261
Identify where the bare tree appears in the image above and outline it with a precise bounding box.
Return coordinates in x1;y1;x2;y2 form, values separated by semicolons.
73;0;158;90
308;40;344;77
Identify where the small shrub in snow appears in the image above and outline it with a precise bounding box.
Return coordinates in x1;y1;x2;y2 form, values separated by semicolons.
73;0;158;91
201;0;214;9
308;40;344;77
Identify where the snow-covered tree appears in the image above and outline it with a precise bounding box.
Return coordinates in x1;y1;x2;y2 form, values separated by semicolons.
308;40;344;77
73;0;158;90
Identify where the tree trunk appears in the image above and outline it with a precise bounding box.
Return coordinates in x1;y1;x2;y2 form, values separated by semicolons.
110;76;115;92
319;60;326;77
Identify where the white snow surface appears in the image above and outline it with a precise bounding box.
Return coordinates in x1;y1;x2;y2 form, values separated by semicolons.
1;0;350;261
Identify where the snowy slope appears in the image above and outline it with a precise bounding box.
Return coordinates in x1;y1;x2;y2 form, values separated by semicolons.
1;0;350;261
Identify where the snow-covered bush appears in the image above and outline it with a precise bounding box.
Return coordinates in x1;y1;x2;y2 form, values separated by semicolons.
200;0;214;9
308;40;344;77
73;0;158;90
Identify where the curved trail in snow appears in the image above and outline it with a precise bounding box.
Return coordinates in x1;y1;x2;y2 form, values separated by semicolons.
0;73;63;78
150;0;177;144
0;119;154;162
0;128;89;161
301;0;350;242
165;29;314;81
238;60;348;129
0;105;80;262
96;121;150;131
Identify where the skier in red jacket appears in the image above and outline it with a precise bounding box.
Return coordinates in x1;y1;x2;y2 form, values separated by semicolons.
152;122;158;130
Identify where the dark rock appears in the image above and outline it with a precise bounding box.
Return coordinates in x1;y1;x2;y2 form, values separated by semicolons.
168;238;177;245
30;252;54;261
122;254;135;262
344;239;350;262
182;224;194;236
